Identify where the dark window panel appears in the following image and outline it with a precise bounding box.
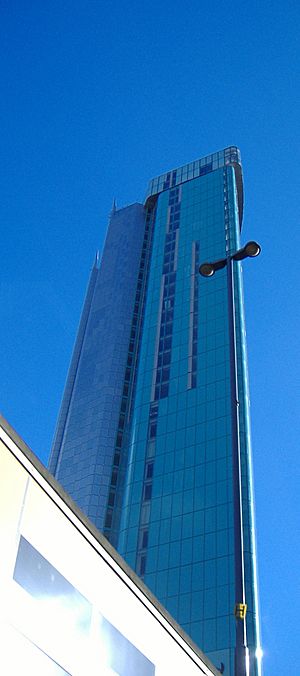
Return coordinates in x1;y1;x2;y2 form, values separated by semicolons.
160;383;169;398
144;484;152;501
111;469;118;486
139;554;146;576
105;511;112;528
108;491;115;507
146;463;154;479
142;531;149;549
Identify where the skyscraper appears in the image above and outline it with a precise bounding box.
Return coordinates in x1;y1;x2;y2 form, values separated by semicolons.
49;147;261;675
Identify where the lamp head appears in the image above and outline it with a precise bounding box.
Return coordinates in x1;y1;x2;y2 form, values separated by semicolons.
199;258;227;277
232;241;261;261
244;241;261;258
199;262;215;277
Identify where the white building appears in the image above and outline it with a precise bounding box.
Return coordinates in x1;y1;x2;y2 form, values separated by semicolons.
0;415;218;676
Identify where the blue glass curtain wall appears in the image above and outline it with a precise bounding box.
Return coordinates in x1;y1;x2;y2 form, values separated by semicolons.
118;166;259;675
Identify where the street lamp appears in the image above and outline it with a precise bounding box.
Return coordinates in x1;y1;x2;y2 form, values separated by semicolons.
199;241;261;676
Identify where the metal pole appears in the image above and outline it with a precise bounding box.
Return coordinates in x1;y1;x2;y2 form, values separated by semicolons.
227;257;248;676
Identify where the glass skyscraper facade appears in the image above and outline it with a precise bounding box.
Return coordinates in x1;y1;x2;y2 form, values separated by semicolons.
49;147;261;675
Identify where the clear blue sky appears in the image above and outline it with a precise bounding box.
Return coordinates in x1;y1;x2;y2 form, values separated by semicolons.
1;1;299;673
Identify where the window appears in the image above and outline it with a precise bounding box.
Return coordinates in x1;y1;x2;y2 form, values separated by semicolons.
146;463;154;479
147;440;155;458
164;337;172;350
149;423;157;439
139;554;146;576
108;491;115;507
113;452;120;466
140;503;151;525
142;530;149;548
150;402;159;418
144;484;152;501
105;511;112;528
111;469;118;486
160;383;169;398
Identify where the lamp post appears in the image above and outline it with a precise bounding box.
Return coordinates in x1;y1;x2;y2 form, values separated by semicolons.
199;241;261;676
